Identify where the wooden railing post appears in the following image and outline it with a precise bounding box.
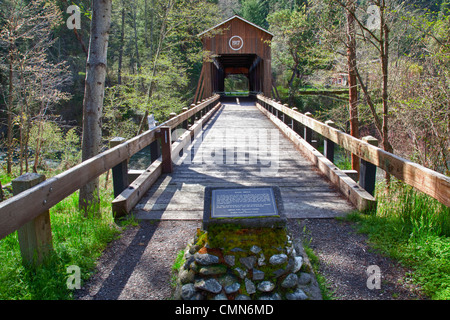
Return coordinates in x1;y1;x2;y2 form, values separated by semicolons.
324;120;336;162
304;112;313;144
292;107;302;136
110;137;128;198
283;104;290;127
189;104;196;126
150;121;161;163
359;136;378;195
182;107;189;130
160;126;173;173
12;173;53;266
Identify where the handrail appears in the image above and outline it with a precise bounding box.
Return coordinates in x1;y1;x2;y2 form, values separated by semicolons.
0;94;220;240
257;94;450;207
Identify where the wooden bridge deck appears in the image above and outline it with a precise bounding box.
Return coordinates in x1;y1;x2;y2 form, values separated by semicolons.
132;99;354;220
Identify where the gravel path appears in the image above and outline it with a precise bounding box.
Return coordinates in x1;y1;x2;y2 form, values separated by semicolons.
76;220;201;300
289;219;425;300
76;218;425;300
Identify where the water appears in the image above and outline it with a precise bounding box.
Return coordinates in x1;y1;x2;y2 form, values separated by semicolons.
128;145;153;170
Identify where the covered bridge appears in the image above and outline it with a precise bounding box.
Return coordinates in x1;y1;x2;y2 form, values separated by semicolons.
194;15;273;101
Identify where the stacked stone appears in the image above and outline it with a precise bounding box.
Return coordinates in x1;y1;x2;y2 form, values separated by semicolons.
175;233;321;300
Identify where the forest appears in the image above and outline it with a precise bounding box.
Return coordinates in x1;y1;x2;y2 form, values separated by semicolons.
0;0;448;182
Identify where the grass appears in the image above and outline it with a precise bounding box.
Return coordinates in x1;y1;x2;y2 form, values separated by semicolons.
344;179;450;300
334;148;352;171
170;249;186;289
0;174;127;300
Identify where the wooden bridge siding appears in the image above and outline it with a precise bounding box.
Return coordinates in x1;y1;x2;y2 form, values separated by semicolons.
132;100;354;220
201;17;272;98
202;18;271;57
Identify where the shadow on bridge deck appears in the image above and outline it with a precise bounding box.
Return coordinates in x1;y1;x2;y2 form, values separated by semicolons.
132;100;354;220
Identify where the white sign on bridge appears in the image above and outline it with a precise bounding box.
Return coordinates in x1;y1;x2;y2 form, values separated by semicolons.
147;114;156;130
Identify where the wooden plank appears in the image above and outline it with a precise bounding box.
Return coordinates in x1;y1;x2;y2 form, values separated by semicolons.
112;159;163;218
257;95;450;207
256;102;376;212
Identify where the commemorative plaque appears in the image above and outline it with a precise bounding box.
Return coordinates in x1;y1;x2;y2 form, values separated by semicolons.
203;186;286;229
211;188;278;218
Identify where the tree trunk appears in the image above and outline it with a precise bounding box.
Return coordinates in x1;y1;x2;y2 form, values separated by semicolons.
7;45;14;175
79;0;112;215
287;64;299;106
347;0;360;174
132;2;141;72
118;2;125;85
144;0;149;49
379;1;393;186
145;0;174;100
32;118;44;174
149;0;154;60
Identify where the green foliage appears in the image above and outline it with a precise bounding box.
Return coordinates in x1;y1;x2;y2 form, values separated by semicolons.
25;120;81;172
268;6;332;106
240;0;269;28
172;250;186;273
224;74;249;92
28;121;64;162
59;128;82;170
102;85;141;140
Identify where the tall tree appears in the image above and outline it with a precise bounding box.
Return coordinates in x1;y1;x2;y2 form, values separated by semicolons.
118;0;125;85
268;7;329;106
0;0;70;175
334;0;397;184
79;0;112;214
346;0;359;173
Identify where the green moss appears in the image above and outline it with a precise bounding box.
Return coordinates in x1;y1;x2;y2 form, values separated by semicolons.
195;230;208;247
206;224;288;254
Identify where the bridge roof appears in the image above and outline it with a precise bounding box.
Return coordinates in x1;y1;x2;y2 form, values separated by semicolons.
198;15;274;38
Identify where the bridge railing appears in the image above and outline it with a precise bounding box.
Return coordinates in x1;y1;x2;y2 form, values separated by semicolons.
0;95;220;261
256;94;450;210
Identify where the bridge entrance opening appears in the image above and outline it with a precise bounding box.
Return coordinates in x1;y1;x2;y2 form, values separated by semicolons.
195;16;273;103
224;74;249;96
